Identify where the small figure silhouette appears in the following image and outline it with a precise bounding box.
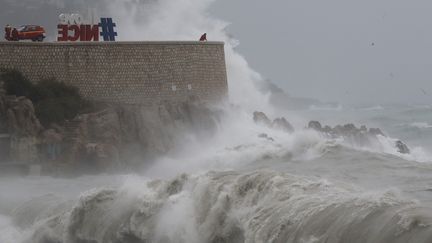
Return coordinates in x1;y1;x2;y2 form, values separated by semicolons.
199;33;207;41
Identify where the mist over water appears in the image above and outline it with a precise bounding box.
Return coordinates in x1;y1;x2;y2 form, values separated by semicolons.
2;0;432;242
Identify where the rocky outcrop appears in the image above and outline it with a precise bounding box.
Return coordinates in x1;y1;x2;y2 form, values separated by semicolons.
0;85;220;172
0;94;43;162
253;111;294;133
57;101;219;172
258;133;274;142
253;112;272;127
272;117;294;133
308;121;322;131
395;140;410;154
308;120;411;154
369;128;385;137
4;96;42;136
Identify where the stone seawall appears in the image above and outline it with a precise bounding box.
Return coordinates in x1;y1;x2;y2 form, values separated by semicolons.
0;41;228;104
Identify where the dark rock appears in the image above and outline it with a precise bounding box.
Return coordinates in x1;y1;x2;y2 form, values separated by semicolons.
305;120;406;152
253;111;272;127
331;123;358;136
42;129;63;144
308;121;322;131
395;140;410;154
258;133;274;141
306;119;412;155
258;133;268;138
369;128;385;137
0;94;42;162
322;125;332;133
272;117;294;133
253;112;295;133
5;96;42;136
343;123;357;132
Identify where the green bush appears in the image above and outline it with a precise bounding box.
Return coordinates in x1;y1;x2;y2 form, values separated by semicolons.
1;69;33;97
1;69;88;125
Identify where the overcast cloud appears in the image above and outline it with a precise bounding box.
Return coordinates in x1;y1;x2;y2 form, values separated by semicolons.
211;0;432;105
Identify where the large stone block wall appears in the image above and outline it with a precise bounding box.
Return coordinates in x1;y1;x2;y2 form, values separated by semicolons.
0;41;228;104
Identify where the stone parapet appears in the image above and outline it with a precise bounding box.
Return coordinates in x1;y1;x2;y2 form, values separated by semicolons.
0;41;228;104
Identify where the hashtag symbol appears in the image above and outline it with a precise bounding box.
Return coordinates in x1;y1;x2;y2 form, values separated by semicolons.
99;18;117;41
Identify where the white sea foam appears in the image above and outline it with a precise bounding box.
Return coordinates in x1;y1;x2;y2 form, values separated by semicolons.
359;105;385;111
2;1;432;242
12;171;432;243
409;122;432;129
0;214;28;243
309;104;343;111
99;0;272;113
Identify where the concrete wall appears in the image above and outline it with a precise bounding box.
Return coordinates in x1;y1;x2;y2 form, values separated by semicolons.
0;41;228;104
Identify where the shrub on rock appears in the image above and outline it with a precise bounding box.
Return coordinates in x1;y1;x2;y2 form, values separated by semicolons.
1;69;88;126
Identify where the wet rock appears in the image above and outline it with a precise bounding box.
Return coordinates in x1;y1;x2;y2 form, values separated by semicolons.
306;119;413;155
395;140;410;154
9;136;38;162
343;123;357;132
61;102;220;171
5;96;42;136
332;123;359;136
253;111;272;127
369;128;385;136
322;125;332;133
42;129;63;144
308;121;322;131
258;133;274;141
253;111;295;133
272;117;294;133
0;94;42;162
306;120;398;150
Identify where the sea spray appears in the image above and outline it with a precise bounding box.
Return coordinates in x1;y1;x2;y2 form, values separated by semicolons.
17;171;432;243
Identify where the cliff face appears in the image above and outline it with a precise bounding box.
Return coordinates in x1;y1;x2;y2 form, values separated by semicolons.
60;101;219;173
0;90;220;173
0;93;42;162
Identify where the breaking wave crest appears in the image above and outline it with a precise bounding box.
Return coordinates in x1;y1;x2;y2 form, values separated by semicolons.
13;171;432;243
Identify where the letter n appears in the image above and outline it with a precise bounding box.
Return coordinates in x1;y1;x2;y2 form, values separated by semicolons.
86;25;99;41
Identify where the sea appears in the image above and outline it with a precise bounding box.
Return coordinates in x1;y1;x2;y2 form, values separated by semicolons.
1;103;432;243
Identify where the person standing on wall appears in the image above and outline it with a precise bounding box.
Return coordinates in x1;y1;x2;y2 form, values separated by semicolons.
4;24;11;41
199;33;207;41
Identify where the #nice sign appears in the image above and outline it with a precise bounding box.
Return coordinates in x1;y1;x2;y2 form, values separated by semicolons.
57;14;117;42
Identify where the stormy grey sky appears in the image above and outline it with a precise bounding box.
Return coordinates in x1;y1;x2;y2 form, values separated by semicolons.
211;0;432;105
1;0;432;105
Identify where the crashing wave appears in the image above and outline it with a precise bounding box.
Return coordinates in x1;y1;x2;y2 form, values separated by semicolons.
409;122;432;129
358;105;385;111
309;104;343;111
13;171;432;243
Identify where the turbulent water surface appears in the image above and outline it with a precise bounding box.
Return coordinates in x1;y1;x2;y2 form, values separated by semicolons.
1;105;432;243
2;0;432;242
